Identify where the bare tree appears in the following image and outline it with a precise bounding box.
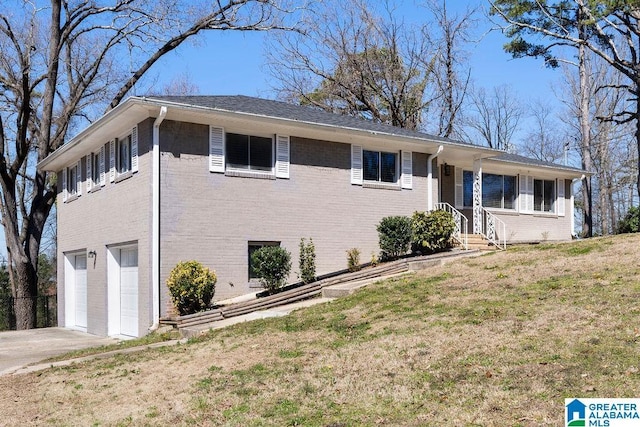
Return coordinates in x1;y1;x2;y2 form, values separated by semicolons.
0;0;297;329
423;0;476;138
461;84;523;151
559;51;636;235
518;99;566;163
267;0;476;133
152;72;201;96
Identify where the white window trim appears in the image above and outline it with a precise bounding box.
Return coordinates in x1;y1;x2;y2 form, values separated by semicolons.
62;166;67;202
454;167;464;209
351;144;363;185
557;178;565;216
275;134;290;179
519;174;534;214
401;151;412;189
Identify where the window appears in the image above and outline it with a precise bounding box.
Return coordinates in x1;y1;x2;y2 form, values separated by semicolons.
109;126;138;182
363;150;397;183
534;179;555;212
462;171;516;209
87;146;105;191
67;163;78;196
62;159;82;202
209;127;290;178
482;173;516;209
226;133;273;172
351;145;411;188
248;241;280;280
117;135;132;174
463;170;473;207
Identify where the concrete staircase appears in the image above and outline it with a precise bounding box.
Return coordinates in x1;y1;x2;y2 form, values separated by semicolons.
466;234;495;251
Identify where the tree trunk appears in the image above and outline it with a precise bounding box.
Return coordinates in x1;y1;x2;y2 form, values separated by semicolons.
636;94;640;201
13;261;37;330
578;33;593;237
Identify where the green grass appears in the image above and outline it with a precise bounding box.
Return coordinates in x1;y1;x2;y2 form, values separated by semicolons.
3;234;640;426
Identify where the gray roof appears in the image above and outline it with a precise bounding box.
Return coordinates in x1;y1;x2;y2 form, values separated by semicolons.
147;95;586;173
148;95;476;147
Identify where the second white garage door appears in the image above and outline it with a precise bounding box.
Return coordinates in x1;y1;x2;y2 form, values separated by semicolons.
119;247;138;337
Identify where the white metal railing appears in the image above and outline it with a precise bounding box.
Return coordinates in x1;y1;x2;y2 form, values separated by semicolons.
434;202;468;250
478;207;507;250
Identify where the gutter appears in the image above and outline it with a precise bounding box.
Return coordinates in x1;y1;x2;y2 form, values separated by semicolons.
150;106;167;331
427;145;444;210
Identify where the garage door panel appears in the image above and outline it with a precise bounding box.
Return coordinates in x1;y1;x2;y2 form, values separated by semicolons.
119;248;138;337
74;255;87;329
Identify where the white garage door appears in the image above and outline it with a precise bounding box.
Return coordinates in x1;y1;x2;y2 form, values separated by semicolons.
74;255;87;329
119;247;138;337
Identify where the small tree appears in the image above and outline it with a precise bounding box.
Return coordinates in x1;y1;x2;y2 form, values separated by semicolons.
377;216;412;260
299;238;316;284
346;248;361;272
411;210;456;253
617;207;640;234
252;246;292;294
166;261;217;316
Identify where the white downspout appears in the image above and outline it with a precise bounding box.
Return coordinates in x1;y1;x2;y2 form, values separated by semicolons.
150;106;167;332
571;174;586;238
427;145;444;210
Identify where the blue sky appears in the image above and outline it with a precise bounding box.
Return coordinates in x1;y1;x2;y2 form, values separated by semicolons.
144;1;562;116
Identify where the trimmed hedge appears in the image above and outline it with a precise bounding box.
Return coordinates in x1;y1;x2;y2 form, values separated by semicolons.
166;261;216;316
411;210;456;253
377;216;412;260
251;246;292;294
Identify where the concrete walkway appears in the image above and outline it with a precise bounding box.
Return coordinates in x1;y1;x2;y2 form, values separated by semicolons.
0;328;118;376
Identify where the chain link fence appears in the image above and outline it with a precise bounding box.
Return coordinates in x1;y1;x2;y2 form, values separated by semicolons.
0;295;57;331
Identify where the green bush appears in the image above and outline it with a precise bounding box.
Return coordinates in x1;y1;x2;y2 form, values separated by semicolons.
346;248;361;272
251;246;292;294
411;210;456;253
617;206;640;234
377;215;412;260
299;238;316;284
166;261;217;316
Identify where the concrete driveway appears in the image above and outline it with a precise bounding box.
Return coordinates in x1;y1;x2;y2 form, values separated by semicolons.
0;328;118;376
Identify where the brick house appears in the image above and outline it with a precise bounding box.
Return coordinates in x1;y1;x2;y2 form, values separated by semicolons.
38;95;586;337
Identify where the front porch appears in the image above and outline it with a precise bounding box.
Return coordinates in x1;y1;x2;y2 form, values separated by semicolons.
433;155;578;248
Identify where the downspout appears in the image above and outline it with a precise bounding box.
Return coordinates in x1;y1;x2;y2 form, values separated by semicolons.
427;145;444;210
571;174;586;238
149;106;167;332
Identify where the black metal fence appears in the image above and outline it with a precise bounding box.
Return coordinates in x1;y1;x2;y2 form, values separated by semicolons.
0;295;57;331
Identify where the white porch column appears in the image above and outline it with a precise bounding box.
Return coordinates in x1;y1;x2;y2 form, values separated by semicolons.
427;145;444;210
473;158;482;234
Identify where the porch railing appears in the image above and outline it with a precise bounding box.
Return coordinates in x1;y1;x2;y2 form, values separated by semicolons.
477;207;507;250
433;202;468;250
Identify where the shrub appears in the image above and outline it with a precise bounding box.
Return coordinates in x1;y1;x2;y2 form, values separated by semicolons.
299;238;316;284
251;246;292;293
346;248;361;272
411;210;456;253
617;206;640;234
377;215;412;260
166;261;216;316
